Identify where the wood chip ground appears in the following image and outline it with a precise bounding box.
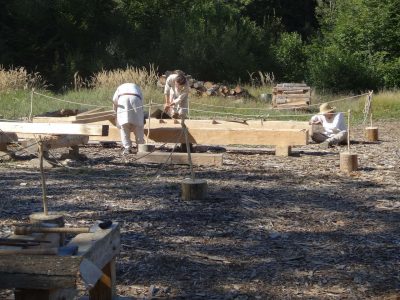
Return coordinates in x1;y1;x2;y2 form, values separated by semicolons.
0;121;399;299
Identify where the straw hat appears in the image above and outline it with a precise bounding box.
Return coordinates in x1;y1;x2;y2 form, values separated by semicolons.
319;103;336;114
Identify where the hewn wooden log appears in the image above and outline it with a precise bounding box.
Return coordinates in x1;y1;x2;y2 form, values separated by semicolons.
340;152;358;173
365;127;378;142
0;122;108;136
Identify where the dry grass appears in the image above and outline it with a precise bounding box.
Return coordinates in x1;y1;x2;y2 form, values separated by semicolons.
89;65;159;92
0;66;46;91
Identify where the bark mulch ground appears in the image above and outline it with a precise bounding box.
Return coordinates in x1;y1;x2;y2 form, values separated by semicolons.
0;121;399;299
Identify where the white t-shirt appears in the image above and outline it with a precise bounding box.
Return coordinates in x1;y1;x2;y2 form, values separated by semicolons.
112;83;144;126
163;74;189;114
310;112;347;136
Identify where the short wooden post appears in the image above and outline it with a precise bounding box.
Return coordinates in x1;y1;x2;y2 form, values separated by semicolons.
181;178;208;200
275;145;292;157
366;111;378;141
180;119;208;200
365;127;378;142
340;110;358;173
340;152;358;173
137;144;155;153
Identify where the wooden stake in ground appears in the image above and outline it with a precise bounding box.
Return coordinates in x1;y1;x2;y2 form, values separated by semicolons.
38;139;48;215
340;110;358;173
180;118;208;200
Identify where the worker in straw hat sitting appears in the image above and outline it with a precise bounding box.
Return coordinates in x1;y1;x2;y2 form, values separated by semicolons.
309;103;348;148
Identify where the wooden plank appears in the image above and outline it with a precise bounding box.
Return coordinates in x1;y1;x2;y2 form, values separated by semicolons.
0;256;81;289
32;116;77;123
74;110;115;121
276;94;311;99
0;122;109;136
134;152;223;166
76;107;105;116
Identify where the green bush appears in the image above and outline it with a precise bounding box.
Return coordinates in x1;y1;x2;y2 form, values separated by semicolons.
306;45;380;93
273;32;306;82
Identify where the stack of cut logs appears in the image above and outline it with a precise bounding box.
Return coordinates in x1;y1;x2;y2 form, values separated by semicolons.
272;83;311;109
157;74;252;99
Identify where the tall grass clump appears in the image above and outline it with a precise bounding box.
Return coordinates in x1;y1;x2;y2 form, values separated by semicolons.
90;65;159;91
0;66;46;91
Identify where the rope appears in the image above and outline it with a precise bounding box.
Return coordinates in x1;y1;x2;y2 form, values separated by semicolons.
189;92;368;111
309;93;368;107
33;91;108;108
189;108;319;118
32;90;156;119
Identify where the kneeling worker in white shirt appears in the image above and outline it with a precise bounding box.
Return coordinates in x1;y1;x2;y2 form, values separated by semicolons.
112;83;145;155
309;103;348;148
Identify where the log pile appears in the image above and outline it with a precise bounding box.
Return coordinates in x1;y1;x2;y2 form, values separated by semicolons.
272;83;311;109
157;73;252;99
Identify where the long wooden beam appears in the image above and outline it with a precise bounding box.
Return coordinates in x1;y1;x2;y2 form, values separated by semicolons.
89;126;308;146
135;152;223;166
0;122;109;136
29;117;310;146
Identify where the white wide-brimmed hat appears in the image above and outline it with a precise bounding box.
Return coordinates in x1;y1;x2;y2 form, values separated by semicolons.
319;103;336;114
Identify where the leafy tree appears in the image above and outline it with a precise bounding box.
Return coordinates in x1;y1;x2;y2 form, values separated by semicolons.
312;0;400;89
157;1;267;82
273;32;306;82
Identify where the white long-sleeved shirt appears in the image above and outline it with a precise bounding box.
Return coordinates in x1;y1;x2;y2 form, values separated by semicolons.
163;74;189;111
310;112;347;136
112;83;144;127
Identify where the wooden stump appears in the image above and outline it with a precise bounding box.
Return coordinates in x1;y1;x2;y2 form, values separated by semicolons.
275;145;292;157
29;212;65;246
137;144;155;153
340;152;358;173
181;179;208;200
365;127;378;142
29;212;64;227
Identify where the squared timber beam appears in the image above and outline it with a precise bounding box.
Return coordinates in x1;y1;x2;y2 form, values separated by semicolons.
135;152;223;166
0;122;109;136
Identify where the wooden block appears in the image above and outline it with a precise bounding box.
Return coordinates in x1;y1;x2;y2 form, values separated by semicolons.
0;122;108;136
365;127;378;142
181;179;208;200
134;152;223;166
275;145;292;157
340;152;358;173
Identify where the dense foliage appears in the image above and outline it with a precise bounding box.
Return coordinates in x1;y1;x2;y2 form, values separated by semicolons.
0;0;398;92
